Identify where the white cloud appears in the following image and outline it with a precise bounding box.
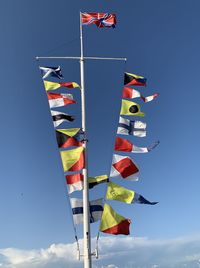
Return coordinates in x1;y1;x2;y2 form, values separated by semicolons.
1;235;200;267
104;265;119;268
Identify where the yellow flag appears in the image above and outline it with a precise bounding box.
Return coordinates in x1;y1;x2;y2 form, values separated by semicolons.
88;175;109;189
126;72;144;79
69;82;80;88
44;80;80;91
120;99;145;116
44;80;60;91
100;203;131;235
88;174;108;183
60;146;84;172
106;181;135;204
56;128;81;137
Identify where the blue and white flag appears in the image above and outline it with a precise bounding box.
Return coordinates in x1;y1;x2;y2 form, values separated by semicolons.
71;198;103;225
117;116;146;137
133;192;158;205
39;66;63;79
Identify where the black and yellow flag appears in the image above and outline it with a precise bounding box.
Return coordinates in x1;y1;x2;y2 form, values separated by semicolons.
88;175;109;189
120;100;145;116
124;72;146;86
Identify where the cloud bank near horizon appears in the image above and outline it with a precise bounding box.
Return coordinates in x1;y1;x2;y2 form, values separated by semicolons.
1;235;200;268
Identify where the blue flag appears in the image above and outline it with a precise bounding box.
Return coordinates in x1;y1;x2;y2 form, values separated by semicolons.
39;66;63;79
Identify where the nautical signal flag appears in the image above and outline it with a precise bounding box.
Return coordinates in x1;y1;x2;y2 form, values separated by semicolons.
60;146;85;172
117;116;146;137
71;198;104;224
100;203;131;235
44;80;80;91
47;93;75;108
81;12;116;28
51;110;75;127
124;72;146;86
110;154;139;181
89;198;104;223
115;137;159;153
106;181;158;205
120;100;145;117
122;87;159;103
65;173;83;194
71;198;83;224
39;66;63;79
88;175;109;189
56;128;84;148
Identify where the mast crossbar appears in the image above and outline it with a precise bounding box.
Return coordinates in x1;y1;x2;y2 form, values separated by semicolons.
36;56;126;61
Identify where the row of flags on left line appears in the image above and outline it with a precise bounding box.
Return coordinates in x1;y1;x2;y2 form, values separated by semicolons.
39;65;112;233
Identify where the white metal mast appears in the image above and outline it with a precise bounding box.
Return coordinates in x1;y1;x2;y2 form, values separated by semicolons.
79;12;92;268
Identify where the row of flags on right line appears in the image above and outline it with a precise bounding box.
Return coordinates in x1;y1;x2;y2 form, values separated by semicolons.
98;71;159;235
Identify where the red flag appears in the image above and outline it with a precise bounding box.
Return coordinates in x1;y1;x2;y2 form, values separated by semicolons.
47;93;75;108
110;154;139;180
65;174;84;194
122;87;159;103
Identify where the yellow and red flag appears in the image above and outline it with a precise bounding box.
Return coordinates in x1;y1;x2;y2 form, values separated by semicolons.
100;203;131;235
44;80;80;91
60;146;85;172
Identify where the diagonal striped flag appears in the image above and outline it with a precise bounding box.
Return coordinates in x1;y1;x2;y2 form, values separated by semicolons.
56;128;84;148
100;203;131;235
110;154;139;181
39;66;63;79
60;147;85;172
124;72;146;86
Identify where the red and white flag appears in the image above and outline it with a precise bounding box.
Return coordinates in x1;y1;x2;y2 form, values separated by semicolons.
65;173;83;194
81;13;116;28
47;93;75;108
110;154;139;181
115;137;159;153
122;87;159;103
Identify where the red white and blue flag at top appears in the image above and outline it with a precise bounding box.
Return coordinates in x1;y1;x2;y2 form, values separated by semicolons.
81;12;116;28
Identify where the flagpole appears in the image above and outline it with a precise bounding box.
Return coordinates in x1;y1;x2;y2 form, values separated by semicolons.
80;12;92;268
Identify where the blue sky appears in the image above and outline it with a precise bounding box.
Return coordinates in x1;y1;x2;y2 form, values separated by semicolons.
1;0;200;267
